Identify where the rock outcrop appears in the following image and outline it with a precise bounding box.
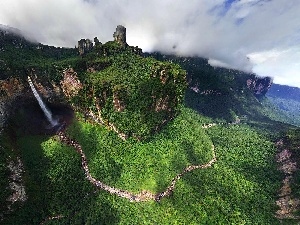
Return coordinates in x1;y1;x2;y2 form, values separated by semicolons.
247;76;273;99
78;39;93;56
6;157;27;210
60;68;83;98
93;37;102;47
113;25;127;46
0;71;68;132
70;30;187;140
77;25;142;58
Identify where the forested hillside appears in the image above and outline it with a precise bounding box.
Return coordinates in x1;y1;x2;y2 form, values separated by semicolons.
266;84;300;126
0;25;77;79
0;25;300;224
268;84;300;102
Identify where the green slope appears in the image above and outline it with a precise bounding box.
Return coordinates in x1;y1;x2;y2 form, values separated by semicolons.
265;96;300;126
1;28;299;224
1;107;284;224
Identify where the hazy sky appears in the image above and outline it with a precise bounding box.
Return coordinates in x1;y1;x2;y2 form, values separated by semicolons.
0;0;299;87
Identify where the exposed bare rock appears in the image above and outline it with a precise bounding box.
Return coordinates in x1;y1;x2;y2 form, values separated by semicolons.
6;157;27;211
113;25;127;46
129;46;143;56
60;68;83;98
0;77;24;97
78;39;93;56
275;139;300;220
159;69;168;84
247;76;273;99
94;37;102;47
0;77;26;129
190;84;222;96
113;93;125;112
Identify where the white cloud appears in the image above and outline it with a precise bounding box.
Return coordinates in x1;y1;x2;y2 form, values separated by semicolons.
249;47;300;87
0;0;299;87
208;59;232;69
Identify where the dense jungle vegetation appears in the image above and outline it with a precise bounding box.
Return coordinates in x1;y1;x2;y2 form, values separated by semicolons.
1;29;300;224
71;42;186;139
1;108;289;224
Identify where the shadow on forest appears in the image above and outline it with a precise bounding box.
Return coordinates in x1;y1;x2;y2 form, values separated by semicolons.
154;138;211;194
2;102;121;224
2;133;120;225
7;98;74;136
247;120;293;135
159;125;282;223
182;140;202;165
69;120;123;186
185;89;235;122
185;89;271;123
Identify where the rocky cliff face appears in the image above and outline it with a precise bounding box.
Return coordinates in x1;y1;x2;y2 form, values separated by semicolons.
78;39;93;56
247;76;273;99
77;25;141;57
147;53;273;99
0;78;25;130
0;72;68;132
113;25;127;46
60;68;83;98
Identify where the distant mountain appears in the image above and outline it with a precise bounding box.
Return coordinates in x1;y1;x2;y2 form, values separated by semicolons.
0;24;26;37
267;83;300;102
265;83;300;126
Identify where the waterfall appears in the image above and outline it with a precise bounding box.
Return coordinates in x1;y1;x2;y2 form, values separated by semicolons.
27;76;58;127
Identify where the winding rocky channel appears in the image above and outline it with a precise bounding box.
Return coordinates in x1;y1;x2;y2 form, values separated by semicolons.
275;139;300;219
57;131;216;202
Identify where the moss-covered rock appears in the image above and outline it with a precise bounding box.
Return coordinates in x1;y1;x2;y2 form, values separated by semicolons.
70;45;186;139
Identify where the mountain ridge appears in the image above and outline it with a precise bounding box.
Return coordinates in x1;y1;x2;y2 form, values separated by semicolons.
268;83;300;102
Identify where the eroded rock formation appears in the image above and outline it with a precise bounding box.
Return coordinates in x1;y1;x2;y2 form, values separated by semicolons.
113;25;127;46
0;157;27;222
275;139;300;219
60;68;83;98
78;39;93;56
247;76;273;99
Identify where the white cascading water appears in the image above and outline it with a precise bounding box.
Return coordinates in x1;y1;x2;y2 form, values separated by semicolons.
27;76;58;127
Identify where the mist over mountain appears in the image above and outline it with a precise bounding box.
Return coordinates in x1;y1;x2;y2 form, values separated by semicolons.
0;24;38;43
1;23;300;224
1;0;300;87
